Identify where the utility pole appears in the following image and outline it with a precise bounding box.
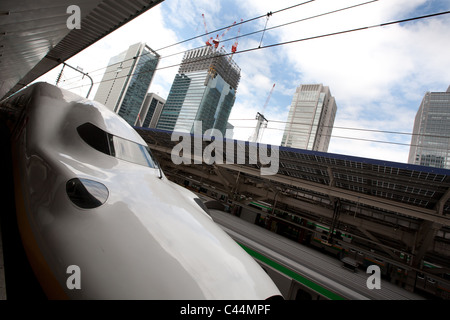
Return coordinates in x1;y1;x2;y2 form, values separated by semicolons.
52;58;93;98
249;83;275;143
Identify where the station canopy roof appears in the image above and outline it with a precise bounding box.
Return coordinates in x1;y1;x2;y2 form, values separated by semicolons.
0;0;164;100
137;127;450;269
137;127;450;227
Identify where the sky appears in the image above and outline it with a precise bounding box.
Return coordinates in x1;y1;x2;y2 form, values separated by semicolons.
35;0;450;164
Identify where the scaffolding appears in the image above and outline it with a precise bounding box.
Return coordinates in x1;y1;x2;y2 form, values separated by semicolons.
178;46;241;90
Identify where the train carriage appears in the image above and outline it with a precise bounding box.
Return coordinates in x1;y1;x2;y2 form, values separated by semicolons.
0;82;282;300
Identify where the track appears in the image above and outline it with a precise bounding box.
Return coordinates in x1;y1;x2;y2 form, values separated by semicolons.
209;209;425;300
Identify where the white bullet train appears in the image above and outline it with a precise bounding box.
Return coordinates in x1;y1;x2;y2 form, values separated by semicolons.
0;82;282;300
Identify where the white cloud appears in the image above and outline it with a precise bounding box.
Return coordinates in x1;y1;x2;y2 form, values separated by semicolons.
35;4;186;99
233;0;450;162
34;0;450;164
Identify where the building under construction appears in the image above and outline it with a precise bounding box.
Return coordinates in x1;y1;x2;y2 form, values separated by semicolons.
156;46;241;135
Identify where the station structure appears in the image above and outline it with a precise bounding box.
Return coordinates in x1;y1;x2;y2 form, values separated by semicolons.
1;0;449;300
137;127;450;299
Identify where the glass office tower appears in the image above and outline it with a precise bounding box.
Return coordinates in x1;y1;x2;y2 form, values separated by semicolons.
136;92;165;128
281;84;337;152
94;42;160;126
156;46;240;135
408;86;450;169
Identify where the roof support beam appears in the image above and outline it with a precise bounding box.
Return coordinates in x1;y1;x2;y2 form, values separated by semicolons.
225;164;450;226
412;221;441;268
231;183;414;245
213;165;235;189
359;228;402;261
435;186;450;216
1;0;164;99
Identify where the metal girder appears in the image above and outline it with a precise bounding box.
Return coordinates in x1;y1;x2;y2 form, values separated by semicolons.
231;181;415;245
141;129;449;276
225;164;450;226
435;186;450;216
412;221;442;267
359;228;402;261
154;150;422;258
154;151;419;247
327;167;335;187
426;267;450;275
339;213;415;245
213;165;235;189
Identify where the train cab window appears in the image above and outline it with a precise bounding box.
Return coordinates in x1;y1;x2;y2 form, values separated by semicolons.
77;122;111;155
111;135;157;168
77;122;158;168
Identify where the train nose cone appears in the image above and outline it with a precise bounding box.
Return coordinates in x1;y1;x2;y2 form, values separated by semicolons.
54;172;279;299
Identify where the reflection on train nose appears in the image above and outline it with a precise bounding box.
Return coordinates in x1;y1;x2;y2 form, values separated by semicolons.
66;178;109;209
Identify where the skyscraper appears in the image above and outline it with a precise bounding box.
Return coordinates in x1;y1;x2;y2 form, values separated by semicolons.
94;42;160;126
408;86;450;169
281;84;337;152
156;46;240;135
136;92;165;128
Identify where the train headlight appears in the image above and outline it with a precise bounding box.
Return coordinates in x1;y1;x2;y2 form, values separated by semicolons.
66;178;109;209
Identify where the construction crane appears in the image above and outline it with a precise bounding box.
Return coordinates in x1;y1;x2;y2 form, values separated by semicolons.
249;83;275;143
231;18;244;55
213;20;236;49
202;13;214;47
202;14;238;51
261;83;275;115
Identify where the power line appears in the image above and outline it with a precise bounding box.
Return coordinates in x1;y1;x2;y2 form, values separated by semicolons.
64;9;450;93
230;125;450;150
60;0;378;87
222;0;380;48
133;113;450;148
230;118;450;140
155;0;316;52
153;0;380;62
62;8;450;151
235;10;450;55
59;1;317;85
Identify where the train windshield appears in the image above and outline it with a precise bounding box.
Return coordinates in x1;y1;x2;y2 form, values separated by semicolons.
77;122;158;168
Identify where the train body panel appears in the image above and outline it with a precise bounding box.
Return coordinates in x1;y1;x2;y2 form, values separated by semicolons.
2;82;282;299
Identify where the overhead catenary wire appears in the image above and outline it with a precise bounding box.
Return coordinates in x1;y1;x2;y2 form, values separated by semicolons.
228;7;450;62
230;125;450;150
230;118;450;140
59;0;317;85
59;7;450;150
60;0;378;86
149;118;450;150
155;0;317;52
233;10;450;56
130;112;450;149
63;9;450;94
231;117;450;148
